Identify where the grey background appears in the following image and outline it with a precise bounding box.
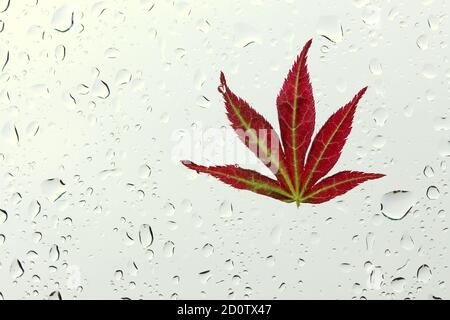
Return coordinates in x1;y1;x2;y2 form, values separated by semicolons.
0;0;449;299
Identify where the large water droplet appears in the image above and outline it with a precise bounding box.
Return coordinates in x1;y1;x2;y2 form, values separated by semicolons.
10;259;24;279
381;191;415;220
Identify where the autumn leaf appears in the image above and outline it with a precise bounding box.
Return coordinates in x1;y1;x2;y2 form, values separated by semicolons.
182;39;384;207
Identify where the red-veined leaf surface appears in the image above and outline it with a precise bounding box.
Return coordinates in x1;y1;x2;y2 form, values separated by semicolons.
182;161;293;201
302;171;385;204
300;87;368;195
276;39;315;196
182;39;385;207
218;72;294;193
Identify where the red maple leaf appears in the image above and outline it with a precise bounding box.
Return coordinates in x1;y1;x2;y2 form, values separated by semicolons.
182;39;384;207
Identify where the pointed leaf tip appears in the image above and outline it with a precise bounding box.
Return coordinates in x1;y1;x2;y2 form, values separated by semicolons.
218;72;227;94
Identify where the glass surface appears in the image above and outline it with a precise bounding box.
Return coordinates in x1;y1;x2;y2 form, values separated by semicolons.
0;0;449;300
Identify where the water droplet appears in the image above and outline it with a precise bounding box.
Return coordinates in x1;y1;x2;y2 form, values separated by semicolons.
316;15;344;43
138;224;154;248
417;264;432;283
163;241;175;258
422;64;436;79
91;79;110;99
163;202;175;216
400;233;414;250
138;164;152;179
219;200;233;217
28;200;41;219
10;259;24;279
202;243;214;257
416;34;429;50
0;209;7;224
372;108;388;126
381;190;415;220
49;244;60;262
426;186;440;200
369;59;383;75
41;179;66;202
391;277;406;293
423;166;435;177
49;291;62;300
114;270;124;281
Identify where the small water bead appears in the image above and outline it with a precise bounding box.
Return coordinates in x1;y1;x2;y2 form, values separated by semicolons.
138;224;154;248
163;202;175;216
416;34;429;50
10;259;25;279
49;244;60;262
426;186;440;200
369;59;383;75
138;164;152;179
400;233;414;250
114;270;124;281
0;209;7;224
28;200;42;219
422;64;436;79
32;232;42;243
417;264;432;283
163;241;175;258
49;291;62;300
219;200;233;217
372;135;386;149
423;166;434;177
202;243;214;257
391;277;406;293
372;108;388;126
427;15;439;31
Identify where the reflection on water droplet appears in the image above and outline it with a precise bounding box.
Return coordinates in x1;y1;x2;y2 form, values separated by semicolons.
381;190;415;220
426;186;440;200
